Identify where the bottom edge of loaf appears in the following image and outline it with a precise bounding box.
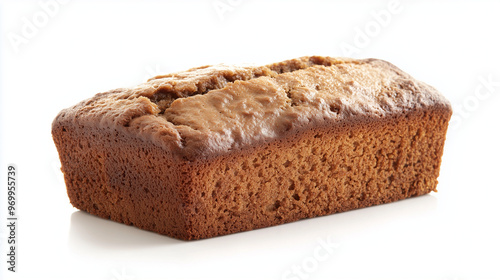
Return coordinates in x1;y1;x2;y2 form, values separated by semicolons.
72;189;433;241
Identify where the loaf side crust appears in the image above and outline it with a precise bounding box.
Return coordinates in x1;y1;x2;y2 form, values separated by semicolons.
176;104;451;239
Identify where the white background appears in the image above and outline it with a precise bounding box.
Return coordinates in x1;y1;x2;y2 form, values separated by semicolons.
1;0;499;279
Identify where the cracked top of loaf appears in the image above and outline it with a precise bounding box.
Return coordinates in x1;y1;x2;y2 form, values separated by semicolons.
54;56;451;159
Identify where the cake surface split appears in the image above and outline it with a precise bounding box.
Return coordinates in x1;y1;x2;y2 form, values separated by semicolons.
52;56;452;240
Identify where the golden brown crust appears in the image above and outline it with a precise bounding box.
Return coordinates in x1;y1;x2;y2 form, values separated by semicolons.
52;56;452;240
53;56;451;160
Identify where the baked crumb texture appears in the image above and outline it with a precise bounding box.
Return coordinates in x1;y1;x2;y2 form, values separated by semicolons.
52;56;452;240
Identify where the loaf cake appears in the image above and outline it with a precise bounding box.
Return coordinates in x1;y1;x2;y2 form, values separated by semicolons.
52;56;452;240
